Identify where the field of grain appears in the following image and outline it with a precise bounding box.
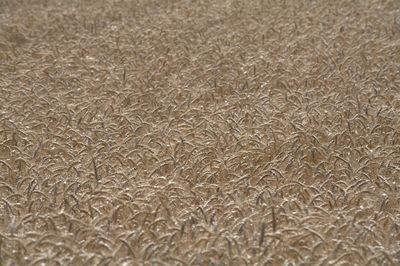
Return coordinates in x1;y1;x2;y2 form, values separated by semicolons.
1;0;400;265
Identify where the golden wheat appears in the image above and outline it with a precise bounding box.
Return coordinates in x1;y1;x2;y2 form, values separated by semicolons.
0;0;400;265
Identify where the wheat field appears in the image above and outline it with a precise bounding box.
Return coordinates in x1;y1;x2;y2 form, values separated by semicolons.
1;0;400;265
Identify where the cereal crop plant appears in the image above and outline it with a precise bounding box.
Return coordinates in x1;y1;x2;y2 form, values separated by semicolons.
0;0;400;265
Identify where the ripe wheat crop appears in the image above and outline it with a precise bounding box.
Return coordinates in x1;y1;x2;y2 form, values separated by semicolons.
0;0;400;265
